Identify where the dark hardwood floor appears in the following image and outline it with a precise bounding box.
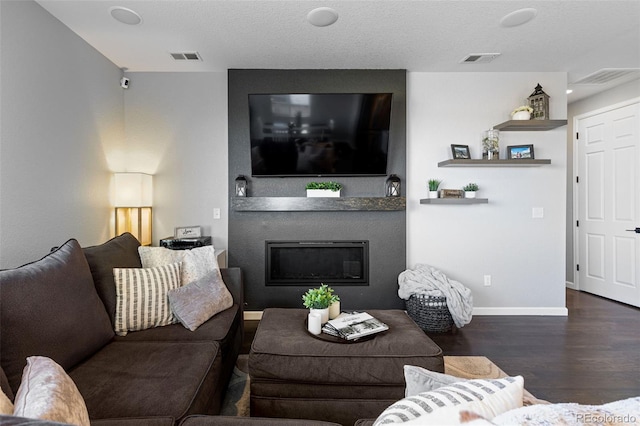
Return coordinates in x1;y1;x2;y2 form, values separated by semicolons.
241;289;640;405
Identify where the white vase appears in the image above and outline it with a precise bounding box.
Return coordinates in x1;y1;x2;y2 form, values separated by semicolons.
429;190;438;199
329;301;341;319
512;111;531;120
465;191;477;199
306;189;341;198
310;307;329;324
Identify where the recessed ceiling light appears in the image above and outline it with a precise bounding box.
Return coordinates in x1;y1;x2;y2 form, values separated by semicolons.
109;6;142;25
566;89;573;94
307;7;339;27
500;8;537;28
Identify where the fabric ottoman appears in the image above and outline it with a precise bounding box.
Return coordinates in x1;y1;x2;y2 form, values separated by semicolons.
249;309;444;426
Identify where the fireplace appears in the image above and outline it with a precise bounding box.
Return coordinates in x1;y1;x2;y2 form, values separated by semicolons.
266;240;369;286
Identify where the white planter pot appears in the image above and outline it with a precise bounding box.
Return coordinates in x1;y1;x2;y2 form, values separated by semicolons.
429;191;439;199
310;308;329;324
512;111;531;120
306;189;341;198
465;191;477;199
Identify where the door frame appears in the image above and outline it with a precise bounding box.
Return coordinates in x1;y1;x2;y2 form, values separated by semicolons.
572;97;640;291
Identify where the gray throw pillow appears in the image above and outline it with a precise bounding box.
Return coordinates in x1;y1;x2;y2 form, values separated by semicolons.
168;270;233;331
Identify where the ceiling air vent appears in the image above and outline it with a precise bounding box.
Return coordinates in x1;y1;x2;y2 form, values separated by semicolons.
170;52;202;61
460;53;501;64
572;68;640;85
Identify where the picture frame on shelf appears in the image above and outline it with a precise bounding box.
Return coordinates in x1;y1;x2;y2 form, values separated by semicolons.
451;144;471;159
507;144;535;159
175;226;202;238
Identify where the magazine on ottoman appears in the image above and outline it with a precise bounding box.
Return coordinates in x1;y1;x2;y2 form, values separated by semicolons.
322;312;389;341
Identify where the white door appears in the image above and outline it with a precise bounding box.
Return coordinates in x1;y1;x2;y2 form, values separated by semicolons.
576;100;640;307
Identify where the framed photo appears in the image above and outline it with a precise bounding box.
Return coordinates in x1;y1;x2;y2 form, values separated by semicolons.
175;226;202;238
451;144;471;159
441;189;464;199
507;144;535;159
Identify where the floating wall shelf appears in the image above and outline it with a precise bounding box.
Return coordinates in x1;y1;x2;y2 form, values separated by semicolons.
232;197;406;212
492;119;567;131
438;159;551;167
420;198;488;205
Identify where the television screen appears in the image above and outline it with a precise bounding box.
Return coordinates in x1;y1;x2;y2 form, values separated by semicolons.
249;93;392;176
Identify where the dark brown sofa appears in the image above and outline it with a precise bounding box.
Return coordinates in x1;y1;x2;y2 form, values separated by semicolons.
0;233;244;425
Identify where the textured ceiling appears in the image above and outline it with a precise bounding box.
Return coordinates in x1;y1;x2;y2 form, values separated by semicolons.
36;0;640;102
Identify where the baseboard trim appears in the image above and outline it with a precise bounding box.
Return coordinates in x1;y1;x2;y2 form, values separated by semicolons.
247;308;569;319
473;307;568;316
244;311;264;320
566;281;578;290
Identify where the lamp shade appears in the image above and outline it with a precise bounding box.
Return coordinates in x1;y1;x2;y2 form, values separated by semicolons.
114;173;152;207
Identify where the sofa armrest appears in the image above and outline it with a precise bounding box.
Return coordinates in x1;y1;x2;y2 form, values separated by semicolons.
220;268;243;311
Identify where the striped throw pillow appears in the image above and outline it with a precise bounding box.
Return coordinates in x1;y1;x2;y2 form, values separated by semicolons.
374;376;524;425
113;263;181;336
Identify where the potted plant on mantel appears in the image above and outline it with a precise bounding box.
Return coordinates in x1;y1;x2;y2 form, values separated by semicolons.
463;183;479;199
302;284;339;324
305;181;343;198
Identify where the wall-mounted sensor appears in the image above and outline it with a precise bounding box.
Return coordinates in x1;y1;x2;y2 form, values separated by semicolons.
120;77;130;89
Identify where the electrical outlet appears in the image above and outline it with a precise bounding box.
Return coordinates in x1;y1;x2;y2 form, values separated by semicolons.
213;208;221;219
484;275;492;287
532;207;544;218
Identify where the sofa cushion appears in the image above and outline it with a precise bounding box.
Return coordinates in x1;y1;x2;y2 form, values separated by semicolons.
168;270;233;331
83;233;142;325
180;415;343;425
69;341;221;421
113;263;182;336
0;239;114;393
1;367;13;402
13;357;90;426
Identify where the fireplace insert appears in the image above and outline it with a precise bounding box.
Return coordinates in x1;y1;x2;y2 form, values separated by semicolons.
265;240;369;286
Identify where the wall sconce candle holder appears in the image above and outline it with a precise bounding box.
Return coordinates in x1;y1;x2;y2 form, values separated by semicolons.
235;175;248;197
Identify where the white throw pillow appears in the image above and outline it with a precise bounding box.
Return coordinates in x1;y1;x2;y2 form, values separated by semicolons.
138;245;219;286
374;376;524;425
113;262;181;336
13;356;90;426
168;269;233;331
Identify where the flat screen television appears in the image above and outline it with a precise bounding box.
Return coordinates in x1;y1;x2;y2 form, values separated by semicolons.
249;93;392;176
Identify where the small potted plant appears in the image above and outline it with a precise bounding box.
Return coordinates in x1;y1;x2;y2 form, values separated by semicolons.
305;181;343;198
463;183;479;199
302;284;337;323
511;105;533;120
428;179;441;199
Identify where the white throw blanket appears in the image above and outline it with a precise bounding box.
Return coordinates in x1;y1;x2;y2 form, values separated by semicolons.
398;264;473;328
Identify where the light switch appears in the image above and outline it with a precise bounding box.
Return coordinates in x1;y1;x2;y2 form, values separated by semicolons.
213;208;221;219
532;207;544;219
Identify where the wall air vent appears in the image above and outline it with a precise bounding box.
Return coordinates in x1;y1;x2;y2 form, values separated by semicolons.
460;53;501;64
571;68;640;85
170;52;202;61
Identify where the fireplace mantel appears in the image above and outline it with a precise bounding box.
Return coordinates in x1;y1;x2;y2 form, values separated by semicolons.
232;196;406;212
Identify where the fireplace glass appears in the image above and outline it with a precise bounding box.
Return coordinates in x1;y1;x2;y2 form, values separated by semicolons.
266;241;369;286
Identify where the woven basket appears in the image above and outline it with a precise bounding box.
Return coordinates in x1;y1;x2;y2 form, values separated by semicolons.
406;294;454;333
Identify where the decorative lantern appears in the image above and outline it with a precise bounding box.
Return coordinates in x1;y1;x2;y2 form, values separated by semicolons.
235;175;247;197
385;174;401;197
527;83;550;120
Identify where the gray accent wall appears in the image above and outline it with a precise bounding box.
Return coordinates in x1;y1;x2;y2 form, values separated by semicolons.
228;69;406;310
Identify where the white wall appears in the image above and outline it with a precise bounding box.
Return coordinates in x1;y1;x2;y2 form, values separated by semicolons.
0;0;124;268
565;78;640;285
407;73;568;314
123;73;229;250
